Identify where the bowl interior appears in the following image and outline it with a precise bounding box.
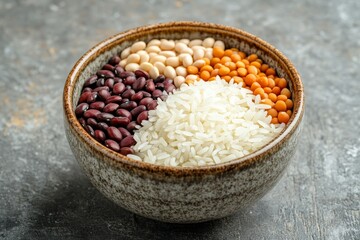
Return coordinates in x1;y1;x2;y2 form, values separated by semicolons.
64;21;304;173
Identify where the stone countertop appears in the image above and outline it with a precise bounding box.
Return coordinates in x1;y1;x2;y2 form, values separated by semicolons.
0;0;359;239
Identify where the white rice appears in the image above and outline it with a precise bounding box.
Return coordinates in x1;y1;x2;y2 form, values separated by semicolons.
130;77;285;167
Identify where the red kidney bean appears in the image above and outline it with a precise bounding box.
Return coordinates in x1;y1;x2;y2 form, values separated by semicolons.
127;121;138;132
97;70;115;79
155;83;164;91
137;110;148;124
147;100;158;110
94;130;106;142
79;91;92;103
105;139;120;152
159;95;168;101
97;122;109;131
118;127;131;137
86;92;98;103
96;78;105;87
152;89;163;98
85;125;95;137
105;78;115;89
97;113;114;122
90;101;105;111
164;78;174;85
110;117;130;127
84;109;101;119
120;136;136;148
154;75;165;83
113;82;126;95
122;89;135;99
107;126;123;142
108;56;120;66
131;105;146;117
82;87;92;93
139;97;153;106
120;147;134;155
131;91;143;102
78;118;86;127
103;103;119;113
84;75;98;87
164;84;175;93
98;89;110;100
132;77;146;91
120;101;137;110
86;118;98;129
116;109;132;120
135;69;149;79
93;86;109;92
102;64;115;71
114;66;124;77
141;91;152;98
120;98;129;104
119;71;135;79
123;76;136;85
105;95;122;104
145;80;155;92
113;77;122;84
75;103;89;116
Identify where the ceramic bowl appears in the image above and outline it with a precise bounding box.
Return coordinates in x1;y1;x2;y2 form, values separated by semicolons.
63;21;304;223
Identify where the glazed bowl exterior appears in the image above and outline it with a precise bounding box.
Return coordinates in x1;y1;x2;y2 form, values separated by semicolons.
63;21;304;223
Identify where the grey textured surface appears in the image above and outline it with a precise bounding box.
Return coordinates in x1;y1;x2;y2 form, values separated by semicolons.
0;0;359;239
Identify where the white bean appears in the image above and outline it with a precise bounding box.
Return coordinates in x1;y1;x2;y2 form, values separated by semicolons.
139;52;150;63
214;40;225;50
191;45;205;51
150;55;166;64
149;66;160;79
154;62;165;74
202;37;215;48
119;59;127;68
186;74;198;81
175;42;188;53
165;57;180;67
174;76;185;88
146;46;161;53
164;66;176;79
182;54;193;67
175;66;187;77
193;49;205;61
193;59;205;68
189;39;203;47
120;47;131;59
159;51;176;58
131;41;146;53
140;62;153;72
160;39;175;50
148;52;157;58
126;53;140;64
125;63;140;72
179;39;190;45
180;47;193;55
204;48;213;59
147;39;161;47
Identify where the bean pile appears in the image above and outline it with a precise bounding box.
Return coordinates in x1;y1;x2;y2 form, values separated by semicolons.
75;55;175;154
75;37;294;155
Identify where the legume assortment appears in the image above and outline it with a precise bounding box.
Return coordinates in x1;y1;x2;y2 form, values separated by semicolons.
75;37;294;166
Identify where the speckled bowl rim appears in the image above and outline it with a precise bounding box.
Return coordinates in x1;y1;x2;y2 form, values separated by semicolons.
63;21;304;177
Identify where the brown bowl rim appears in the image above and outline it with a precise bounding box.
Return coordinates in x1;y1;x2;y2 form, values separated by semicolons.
63;21;304;177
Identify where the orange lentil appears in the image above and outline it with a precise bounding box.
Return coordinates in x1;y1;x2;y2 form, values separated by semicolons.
278;78;287;89
233;76;243;84
281;88;291;98
272;87;281;95
277;95;288;101
267;74;275;79
253;87;265;96
185;79;194;85
274;77;280;85
263;87;272;94
286;110;292;116
230;48;239;52
267;108;278;117
229;70;238;77
235;61;245;68
219;66;231;76
278;111;290;124
244;73;257;86
238;51;246;59
214;63;223;69
255;58;263;64
268;93;277;102
274;100;287;111
271;117;279;124
225;61;237;71
250;61;261;69
202;58;210;65
266;68;276;76
224;49;233;57
268;78;275;88
231;54;241;62
237;68;247;77
260;64;269;72
262;99;274;107
187;66;199;74
213;47;224;58
285;99;293;109
259;76;269;87
210;57;221;66
251;82;261;91
220;56;232;64
200;70;210;81
210;69;219;77
223;76;231;82
208;76;216;81
241;59;250;66
248;65;258;75
248;53;258;62
200;65;213;72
